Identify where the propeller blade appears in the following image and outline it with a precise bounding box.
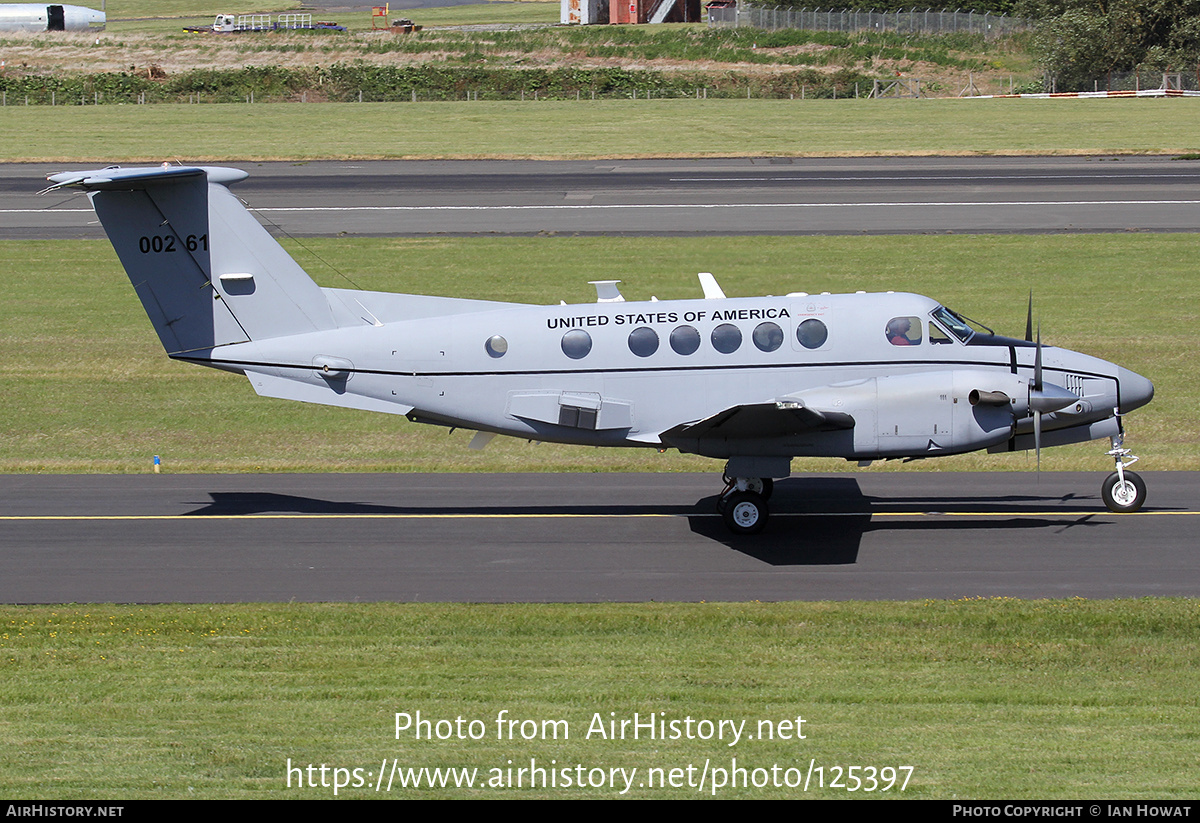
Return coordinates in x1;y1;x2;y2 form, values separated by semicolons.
1033;320;1042;473
1034;409;1042;474
1025;291;1033;343
1034;322;1042;391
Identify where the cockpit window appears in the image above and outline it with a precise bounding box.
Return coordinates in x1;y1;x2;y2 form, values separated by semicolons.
931;305;992;343
928;322;953;345
886;316;921;346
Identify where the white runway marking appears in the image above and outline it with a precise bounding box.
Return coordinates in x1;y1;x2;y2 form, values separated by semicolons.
10;199;1200;217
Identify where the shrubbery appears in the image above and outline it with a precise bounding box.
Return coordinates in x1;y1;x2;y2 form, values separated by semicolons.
0;64;879;104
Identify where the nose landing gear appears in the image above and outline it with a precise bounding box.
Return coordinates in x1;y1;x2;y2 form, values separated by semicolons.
1102;434;1145;513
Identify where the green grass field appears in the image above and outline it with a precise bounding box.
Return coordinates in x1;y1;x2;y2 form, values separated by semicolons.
3;599;1198;799
4;99;1200;162
0;234;1188;473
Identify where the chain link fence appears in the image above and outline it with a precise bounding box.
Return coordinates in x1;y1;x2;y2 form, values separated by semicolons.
1072;69;1200;94
708;6;1029;38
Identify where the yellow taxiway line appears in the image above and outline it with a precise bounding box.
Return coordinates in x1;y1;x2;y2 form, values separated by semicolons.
1;511;1197;521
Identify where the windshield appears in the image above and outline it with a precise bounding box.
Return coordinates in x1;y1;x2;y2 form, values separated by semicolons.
930;306;994;343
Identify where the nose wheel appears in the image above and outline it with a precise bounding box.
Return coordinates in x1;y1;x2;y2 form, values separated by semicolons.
1102;434;1145;513
717;475;773;534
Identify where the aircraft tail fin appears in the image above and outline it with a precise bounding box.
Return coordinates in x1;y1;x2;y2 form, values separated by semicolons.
44;165;336;356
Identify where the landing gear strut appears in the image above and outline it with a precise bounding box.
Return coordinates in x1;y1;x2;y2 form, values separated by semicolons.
717;475;773;534
1102;434;1145;513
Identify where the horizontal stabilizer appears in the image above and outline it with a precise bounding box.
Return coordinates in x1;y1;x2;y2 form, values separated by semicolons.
246;370;413;416
44;165;247;193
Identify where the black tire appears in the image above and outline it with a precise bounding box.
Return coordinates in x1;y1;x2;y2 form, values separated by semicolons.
1102;471;1146;513
759;477;774;501
722;491;768;535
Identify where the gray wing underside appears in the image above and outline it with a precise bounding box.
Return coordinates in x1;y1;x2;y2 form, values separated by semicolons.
663;400;855;441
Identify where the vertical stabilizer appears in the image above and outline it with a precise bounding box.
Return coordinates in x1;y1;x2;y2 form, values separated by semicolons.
44;165;337;356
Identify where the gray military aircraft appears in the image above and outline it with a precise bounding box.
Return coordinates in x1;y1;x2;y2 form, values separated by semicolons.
43;164;1154;534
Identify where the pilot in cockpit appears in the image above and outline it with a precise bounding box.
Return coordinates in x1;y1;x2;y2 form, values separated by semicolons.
887;316;918;346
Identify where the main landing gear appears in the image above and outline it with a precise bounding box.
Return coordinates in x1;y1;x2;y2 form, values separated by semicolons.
1101;434;1145;513
717;475;774;535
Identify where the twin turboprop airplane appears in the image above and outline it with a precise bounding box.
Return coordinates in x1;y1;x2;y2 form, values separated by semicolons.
43;164;1155;534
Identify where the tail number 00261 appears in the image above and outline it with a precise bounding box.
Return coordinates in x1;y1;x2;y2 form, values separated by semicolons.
138;234;208;254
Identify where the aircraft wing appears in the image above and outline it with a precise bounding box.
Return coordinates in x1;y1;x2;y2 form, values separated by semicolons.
662;400;855;442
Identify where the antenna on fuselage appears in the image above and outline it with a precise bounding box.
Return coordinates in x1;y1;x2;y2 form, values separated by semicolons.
589;280;625;303
698;272;726;299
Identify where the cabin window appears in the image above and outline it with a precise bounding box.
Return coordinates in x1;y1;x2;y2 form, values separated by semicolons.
484;335;508;358
627;326;659;357
753;322;783;352
561;329;592;360
711;323;742;354
886;316;921;346
670;325;701;356
796;318;828;350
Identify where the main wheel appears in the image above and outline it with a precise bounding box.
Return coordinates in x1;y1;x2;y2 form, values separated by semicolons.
748;477;777;503
1102;471;1146;513
722;491;768;535
722;476;773;499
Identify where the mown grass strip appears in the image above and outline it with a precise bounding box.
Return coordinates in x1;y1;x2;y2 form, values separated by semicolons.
1;600;1197;799
3;98;1199;162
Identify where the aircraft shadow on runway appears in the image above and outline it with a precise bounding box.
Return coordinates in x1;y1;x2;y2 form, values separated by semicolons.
688;477;1111;565
185;477;1111;567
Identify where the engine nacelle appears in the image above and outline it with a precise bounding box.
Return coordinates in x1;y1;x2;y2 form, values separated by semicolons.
786;369;1027;459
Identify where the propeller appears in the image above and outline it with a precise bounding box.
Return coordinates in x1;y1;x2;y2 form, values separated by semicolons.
1033;323;1042;470
1026;320;1081;471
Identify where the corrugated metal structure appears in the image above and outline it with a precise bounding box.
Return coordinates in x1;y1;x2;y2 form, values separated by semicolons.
562;0;609;25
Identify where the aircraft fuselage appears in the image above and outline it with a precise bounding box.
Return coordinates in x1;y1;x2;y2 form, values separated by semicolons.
204;289;1149;464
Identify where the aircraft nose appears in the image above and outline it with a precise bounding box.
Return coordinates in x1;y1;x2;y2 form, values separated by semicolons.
1118;367;1154;414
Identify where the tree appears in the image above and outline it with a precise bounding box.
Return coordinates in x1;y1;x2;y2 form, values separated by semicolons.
1017;0;1200;90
